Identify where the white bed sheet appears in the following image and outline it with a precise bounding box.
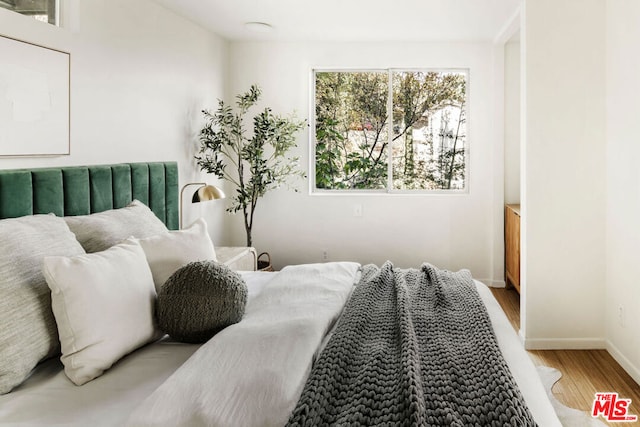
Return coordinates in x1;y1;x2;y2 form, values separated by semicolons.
0;338;199;426
0;271;561;427
475;281;561;427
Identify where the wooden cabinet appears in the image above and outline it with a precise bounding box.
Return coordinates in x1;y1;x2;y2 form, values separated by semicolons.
505;204;521;293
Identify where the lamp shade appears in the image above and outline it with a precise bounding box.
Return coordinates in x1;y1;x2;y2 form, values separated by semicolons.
192;185;225;203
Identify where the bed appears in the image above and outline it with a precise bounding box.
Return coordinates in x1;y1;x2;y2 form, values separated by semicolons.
0;162;561;426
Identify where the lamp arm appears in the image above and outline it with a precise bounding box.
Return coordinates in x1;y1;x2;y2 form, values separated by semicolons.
179;182;206;229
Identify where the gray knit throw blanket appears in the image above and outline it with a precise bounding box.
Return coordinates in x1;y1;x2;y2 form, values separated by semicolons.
287;262;537;427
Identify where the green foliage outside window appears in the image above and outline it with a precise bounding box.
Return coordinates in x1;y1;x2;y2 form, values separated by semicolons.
314;70;467;191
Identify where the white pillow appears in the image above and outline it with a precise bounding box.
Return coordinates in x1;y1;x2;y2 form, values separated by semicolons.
42;239;162;386
136;218;217;292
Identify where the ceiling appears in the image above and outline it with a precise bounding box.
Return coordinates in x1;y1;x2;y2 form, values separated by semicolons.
152;0;521;43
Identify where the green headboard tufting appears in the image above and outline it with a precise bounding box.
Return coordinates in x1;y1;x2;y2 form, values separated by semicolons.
0;162;179;230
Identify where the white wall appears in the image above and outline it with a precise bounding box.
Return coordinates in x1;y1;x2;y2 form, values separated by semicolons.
0;0;229;241
504;39;520;204
522;0;606;348
605;0;640;384
227;41;504;281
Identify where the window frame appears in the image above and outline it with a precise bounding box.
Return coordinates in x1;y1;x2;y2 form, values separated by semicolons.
0;0;60;26
310;67;470;195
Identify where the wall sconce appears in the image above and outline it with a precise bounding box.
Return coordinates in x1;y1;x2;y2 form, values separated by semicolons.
179;182;225;229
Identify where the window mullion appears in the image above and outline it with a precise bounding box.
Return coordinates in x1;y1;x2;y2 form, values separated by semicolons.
387;70;393;193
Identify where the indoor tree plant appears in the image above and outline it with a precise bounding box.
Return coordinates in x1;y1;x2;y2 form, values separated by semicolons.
196;85;305;247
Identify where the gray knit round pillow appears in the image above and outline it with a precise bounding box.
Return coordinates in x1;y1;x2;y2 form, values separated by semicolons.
156;260;248;343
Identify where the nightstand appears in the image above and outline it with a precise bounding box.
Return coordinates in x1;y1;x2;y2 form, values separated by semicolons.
216;247;257;271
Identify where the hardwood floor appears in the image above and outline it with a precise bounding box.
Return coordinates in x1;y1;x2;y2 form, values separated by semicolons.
490;287;640;426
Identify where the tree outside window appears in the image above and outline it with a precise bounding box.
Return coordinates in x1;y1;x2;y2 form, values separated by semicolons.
314;70;467;192
0;0;58;25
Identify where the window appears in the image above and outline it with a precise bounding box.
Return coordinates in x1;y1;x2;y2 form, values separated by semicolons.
313;69;467;192
0;0;58;26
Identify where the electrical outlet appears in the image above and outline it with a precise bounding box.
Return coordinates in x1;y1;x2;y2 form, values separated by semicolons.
618;305;625;328
353;204;363;217
322;249;329;262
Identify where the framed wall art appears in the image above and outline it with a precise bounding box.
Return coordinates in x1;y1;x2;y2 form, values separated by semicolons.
0;34;70;156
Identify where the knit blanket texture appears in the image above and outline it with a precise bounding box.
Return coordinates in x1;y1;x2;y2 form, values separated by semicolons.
287;261;537;426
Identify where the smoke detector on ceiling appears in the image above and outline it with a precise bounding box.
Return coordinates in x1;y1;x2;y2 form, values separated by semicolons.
244;22;274;33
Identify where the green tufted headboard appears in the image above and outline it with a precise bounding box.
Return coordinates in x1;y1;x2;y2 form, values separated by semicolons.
0;162;179;230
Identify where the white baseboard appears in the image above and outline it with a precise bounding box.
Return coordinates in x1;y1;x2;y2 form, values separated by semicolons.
523;338;639;386
606;340;640;386
523;337;606;350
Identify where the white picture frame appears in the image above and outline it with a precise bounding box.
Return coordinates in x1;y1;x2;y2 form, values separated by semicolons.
0;34;70;157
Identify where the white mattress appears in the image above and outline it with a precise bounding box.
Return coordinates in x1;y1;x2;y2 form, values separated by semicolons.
474;281;561;427
0;272;561;427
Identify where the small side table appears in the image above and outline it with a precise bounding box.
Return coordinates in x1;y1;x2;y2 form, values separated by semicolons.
216;246;257;271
